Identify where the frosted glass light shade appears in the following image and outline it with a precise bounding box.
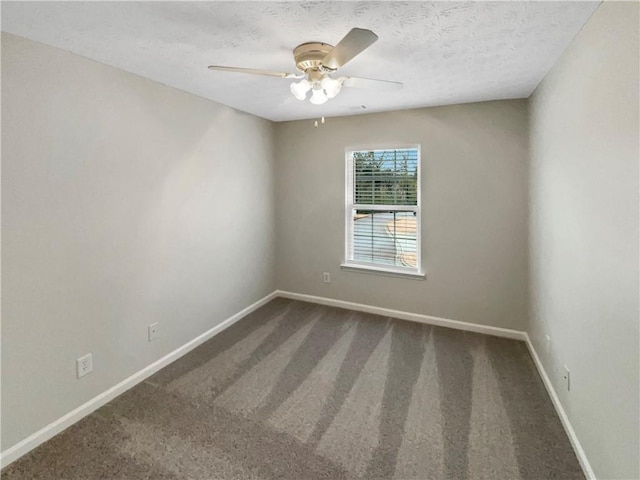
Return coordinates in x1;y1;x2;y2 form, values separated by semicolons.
321;76;342;99
310;87;328;105
290;79;311;100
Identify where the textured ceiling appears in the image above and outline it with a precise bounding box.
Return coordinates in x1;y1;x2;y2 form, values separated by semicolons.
2;1;600;122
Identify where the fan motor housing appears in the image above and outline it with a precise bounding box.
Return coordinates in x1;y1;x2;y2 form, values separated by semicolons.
293;42;333;73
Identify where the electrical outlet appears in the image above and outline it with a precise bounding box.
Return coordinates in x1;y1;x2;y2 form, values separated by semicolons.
322;272;331;283
563;365;570;391
148;322;159;342
77;353;93;379
545;334;551;352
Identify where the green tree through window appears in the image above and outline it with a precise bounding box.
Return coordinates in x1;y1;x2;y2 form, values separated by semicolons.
353;150;417;206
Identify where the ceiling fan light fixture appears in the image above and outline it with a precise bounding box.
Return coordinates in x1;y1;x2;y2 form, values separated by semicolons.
309;86;328;105
208;29;403;108
321;76;342;99
290;78;311;100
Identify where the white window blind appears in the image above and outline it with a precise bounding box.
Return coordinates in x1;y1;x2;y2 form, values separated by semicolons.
345;147;421;276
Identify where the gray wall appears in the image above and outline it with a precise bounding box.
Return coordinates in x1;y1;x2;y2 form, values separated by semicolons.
528;2;639;479
275;100;529;330
5;4;638;475
1;33;276;450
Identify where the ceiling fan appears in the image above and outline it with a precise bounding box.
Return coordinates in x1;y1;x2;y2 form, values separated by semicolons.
208;28;403;105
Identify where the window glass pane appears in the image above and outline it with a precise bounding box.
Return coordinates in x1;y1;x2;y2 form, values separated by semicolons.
352;209;417;268
353;149;418;206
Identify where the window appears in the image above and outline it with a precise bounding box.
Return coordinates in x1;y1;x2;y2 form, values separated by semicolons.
343;147;423;278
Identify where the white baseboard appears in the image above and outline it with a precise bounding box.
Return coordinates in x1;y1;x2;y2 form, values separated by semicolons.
275;290;527;340
279;290;594;478
2;289;594;480
524;334;596;480
0;290;278;469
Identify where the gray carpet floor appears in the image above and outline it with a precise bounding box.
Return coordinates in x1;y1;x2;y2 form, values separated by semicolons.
2;298;583;479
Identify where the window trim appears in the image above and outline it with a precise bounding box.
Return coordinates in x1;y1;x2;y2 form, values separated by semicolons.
343;145;424;278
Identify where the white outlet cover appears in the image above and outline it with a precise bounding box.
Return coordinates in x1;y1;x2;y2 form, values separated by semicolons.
77;353;93;378
148;322;159;342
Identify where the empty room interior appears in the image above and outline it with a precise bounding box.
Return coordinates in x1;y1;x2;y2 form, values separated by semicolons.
1;1;638;479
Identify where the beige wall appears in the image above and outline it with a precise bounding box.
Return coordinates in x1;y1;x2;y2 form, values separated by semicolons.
275;100;529;330
529;2;640;479
1;33;276;449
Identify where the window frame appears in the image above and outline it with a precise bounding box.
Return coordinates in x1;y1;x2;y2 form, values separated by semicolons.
342;145;425;280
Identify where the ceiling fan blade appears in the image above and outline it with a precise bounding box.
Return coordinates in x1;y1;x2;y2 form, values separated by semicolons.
208;65;301;79
342;76;403;91
321;28;378;70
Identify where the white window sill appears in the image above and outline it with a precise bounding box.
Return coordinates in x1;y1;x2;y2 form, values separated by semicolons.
340;263;426;280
